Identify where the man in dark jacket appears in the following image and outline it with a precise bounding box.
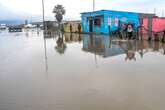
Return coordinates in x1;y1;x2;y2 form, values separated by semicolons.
127;23;133;40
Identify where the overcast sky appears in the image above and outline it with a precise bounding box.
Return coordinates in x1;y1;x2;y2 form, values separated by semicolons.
0;0;165;20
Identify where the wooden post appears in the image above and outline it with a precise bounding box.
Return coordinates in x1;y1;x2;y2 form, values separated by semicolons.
148;16;153;41
162;30;165;43
136;27;139;40
108;25;111;37
139;18;143;40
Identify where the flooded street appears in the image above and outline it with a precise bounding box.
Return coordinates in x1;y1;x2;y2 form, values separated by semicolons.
0;30;165;110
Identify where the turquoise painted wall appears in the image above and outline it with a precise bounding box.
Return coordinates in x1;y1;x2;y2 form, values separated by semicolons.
81;10;140;34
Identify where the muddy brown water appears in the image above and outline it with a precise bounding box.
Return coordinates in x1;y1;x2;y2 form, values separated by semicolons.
0;30;165;110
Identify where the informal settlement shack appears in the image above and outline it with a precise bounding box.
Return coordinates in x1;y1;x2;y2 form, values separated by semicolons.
81;10;155;35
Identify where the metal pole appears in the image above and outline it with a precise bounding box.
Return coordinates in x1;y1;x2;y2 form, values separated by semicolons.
93;0;95;11
154;8;156;15
42;0;45;30
162;9;165;17
42;0;48;72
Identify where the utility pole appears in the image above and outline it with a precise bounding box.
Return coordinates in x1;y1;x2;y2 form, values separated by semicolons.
162;9;165;17
154;8;156;15
42;0;48;72
93;0;95;11
42;0;45;30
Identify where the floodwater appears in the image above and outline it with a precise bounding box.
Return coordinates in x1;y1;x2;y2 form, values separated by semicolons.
0;30;165;110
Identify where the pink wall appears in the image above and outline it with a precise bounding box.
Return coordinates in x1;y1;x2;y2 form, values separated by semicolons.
143;17;165;33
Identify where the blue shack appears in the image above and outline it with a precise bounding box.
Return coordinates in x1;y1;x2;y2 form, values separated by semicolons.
81;10;154;34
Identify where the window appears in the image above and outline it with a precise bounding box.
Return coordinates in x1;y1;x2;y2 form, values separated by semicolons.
94;18;101;27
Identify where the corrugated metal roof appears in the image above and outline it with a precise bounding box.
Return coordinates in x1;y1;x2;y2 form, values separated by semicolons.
81;10;155;17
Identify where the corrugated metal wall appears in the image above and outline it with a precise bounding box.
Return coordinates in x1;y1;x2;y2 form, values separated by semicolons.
143;17;165;32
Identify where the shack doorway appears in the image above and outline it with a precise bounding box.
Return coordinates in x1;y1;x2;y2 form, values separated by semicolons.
89;18;93;32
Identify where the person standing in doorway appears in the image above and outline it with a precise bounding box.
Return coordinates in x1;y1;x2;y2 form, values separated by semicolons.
127;23;133;40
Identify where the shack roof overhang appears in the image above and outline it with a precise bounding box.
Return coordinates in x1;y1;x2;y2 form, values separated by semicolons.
81;10;155;18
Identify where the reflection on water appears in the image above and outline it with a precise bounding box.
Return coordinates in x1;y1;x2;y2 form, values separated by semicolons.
55;33;165;61
55;35;67;55
0;30;165;110
53;33;82;55
82;34;165;59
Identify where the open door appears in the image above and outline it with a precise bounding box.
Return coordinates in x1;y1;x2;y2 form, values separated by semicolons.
89;19;93;32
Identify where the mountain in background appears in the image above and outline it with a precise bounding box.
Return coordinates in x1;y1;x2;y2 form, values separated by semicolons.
0;3;54;25
0;3;80;25
0;20;24;25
